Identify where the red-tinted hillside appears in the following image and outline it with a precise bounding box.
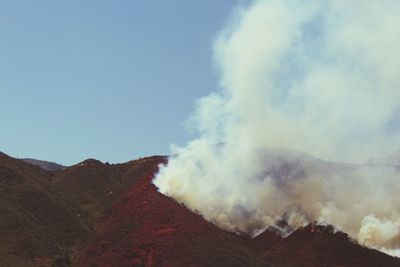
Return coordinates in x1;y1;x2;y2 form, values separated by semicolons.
77;156;276;267
76;156;400;267
1;151;399;266
52;157;171;223
264;224;400;267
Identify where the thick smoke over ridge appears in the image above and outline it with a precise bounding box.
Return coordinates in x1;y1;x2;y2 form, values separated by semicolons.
154;0;400;256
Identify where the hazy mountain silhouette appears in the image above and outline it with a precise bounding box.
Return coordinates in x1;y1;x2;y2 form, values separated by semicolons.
22;158;66;171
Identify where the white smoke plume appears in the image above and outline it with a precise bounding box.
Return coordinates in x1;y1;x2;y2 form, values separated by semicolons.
154;0;400;256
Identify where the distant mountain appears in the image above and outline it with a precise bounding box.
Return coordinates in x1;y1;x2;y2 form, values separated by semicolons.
367;150;400;166
22;158;66;171
0;151;399;266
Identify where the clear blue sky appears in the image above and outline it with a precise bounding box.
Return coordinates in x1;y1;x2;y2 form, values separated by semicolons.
0;0;243;165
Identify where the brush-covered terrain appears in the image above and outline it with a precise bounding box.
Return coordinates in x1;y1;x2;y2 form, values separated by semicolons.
0;151;399;267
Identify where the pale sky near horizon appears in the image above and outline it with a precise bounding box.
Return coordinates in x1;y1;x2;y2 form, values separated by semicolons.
0;0;244;165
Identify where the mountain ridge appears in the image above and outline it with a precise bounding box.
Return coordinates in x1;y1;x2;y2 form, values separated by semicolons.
22;158;67;171
0;151;399;266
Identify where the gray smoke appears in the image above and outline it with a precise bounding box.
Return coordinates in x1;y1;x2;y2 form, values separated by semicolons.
154;0;400;256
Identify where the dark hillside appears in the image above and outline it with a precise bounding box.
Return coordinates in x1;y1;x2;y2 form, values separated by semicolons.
76;156;275;267
22;158;66;171
0;153;92;267
1;152;399;267
264;224;400;267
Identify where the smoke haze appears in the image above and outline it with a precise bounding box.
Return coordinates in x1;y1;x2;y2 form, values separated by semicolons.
154;0;400;256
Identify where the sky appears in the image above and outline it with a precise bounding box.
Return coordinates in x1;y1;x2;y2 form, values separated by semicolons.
154;0;400;256
0;0;243;165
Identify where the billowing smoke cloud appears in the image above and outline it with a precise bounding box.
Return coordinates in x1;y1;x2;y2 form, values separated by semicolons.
154;0;400;256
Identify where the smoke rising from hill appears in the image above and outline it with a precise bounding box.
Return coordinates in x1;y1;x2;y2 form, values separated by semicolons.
154;0;400;256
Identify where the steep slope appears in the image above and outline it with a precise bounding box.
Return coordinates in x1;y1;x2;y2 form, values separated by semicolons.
76;156;400;267
264;224;400;267
0;153;172;266
51;157;167;223
1;151;400;266
76;156;278;267
0;153;93;267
